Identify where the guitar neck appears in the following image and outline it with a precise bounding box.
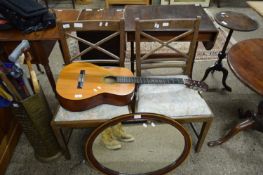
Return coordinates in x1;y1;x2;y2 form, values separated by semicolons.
115;76;185;84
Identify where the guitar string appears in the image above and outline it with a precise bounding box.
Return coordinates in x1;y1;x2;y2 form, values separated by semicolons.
116;76;184;84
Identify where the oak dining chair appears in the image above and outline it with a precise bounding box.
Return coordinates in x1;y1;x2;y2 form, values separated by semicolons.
134;17;214;152
51;19;133;159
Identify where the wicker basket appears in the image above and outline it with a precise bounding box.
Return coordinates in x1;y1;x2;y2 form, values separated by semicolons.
11;88;61;162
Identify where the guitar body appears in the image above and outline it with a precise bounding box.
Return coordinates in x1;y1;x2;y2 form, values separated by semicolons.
56;62;135;112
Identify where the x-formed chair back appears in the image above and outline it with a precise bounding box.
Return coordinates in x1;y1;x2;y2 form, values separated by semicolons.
135;17;200;77
134;17;214;153
59;19;126;66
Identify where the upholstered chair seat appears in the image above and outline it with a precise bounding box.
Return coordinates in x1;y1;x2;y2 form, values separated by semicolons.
136;75;212;118
54;105;130;122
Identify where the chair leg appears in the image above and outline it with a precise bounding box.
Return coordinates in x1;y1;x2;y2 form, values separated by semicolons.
195;118;213;152
129;98;136;113
129;87;138;113
72;0;75;8
130;41;135;73
105;0;109;8
190;122;199;137
217;0;220;7
51;123;71;159
43;0;49;8
36;64;44;74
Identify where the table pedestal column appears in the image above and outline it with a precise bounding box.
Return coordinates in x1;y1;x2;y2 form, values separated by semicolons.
201;29;233;91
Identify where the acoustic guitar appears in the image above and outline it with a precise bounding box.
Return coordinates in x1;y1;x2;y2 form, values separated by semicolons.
56;62;208;112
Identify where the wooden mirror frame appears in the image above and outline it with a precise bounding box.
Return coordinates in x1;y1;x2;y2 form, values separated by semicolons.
85;113;191;175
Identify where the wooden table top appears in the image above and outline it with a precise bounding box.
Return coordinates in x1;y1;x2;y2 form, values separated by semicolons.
78;8;124;20
55;9;81;21
0;5;218;45
227;38;263;96
247;1;263;17
75;5;218;34
0;5;218;34
61;5;217;48
215;11;258;31
124;5;217;32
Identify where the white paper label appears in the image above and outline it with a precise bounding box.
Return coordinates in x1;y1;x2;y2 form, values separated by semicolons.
105;22;108;27
12;103;19;108
154;23;160;29
99;22;103;27
222;21;228;25
85;8;92;11
74;23;83;28
63;24;70;29
162;22;169;27
134;114;141;119
74;94;83;98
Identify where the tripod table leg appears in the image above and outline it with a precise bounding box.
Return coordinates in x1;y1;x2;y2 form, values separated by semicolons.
207;118;255;147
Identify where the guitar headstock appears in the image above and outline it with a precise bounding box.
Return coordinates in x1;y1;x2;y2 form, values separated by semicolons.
184;79;208;92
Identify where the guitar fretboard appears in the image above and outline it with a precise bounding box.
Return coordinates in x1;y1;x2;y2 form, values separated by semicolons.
115;76;185;84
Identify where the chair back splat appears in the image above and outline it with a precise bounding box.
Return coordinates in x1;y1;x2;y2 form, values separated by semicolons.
135;17;201;77
58;19;126;67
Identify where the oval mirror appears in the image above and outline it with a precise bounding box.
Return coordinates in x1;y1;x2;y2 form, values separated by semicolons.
85;113;191;175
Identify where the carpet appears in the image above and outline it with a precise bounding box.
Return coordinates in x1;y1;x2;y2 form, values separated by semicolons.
195;28;234;60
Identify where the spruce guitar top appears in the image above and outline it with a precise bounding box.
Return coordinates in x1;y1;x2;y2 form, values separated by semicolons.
56;62;208;111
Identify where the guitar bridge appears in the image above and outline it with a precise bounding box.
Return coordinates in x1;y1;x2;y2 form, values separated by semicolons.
77;70;85;89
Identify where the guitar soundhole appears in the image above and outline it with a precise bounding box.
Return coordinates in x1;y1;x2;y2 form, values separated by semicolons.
104;76;117;84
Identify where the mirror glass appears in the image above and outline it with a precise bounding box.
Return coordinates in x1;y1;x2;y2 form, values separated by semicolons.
90;118;187;174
